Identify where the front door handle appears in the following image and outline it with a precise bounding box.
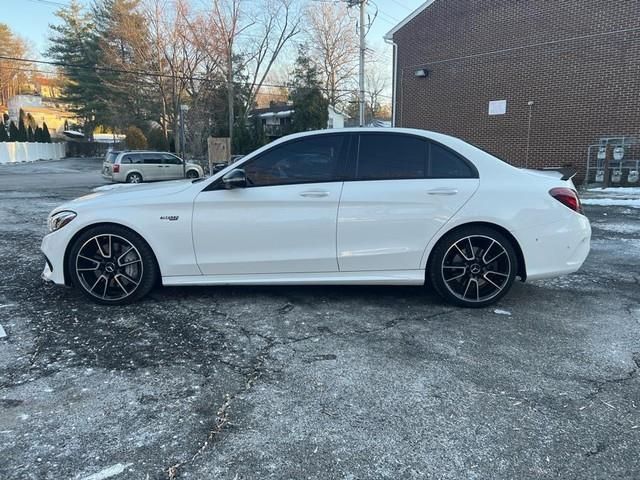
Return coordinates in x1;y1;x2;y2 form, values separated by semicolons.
299;190;330;198
427;188;458;195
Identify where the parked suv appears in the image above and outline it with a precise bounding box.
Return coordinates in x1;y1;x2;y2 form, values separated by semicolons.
102;150;204;183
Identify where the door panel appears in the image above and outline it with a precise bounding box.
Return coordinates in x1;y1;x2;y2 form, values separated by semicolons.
337;179;478;271
163;154;183;180
141;153;164;181
193;183;343;275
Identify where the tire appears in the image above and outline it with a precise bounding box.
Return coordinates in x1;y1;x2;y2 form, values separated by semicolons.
428;225;518;308
67;225;158;305
186;169;199;179
126;172;143;183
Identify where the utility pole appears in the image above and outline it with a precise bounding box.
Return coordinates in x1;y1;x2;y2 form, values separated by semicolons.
358;0;366;127
347;0;367;127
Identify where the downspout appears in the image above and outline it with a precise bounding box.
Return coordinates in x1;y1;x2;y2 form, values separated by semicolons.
385;36;398;127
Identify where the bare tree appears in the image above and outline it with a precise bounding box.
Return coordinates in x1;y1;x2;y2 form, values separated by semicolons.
306;2;358;107
143;0;207;148
0;24;31;106
365;67;387;120
239;0;302;119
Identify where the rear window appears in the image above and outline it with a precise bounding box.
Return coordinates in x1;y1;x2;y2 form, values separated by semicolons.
106;152;119;163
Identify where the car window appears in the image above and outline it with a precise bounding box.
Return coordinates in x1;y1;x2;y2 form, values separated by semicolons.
162;154;182;165
121;154;142;164
142;153;162;164
356;134;426;180
428;142;475;178
243;135;345;187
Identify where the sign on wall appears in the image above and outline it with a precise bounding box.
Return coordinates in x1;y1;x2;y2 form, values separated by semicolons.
488;100;507;115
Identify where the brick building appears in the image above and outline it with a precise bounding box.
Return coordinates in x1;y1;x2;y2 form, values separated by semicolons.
385;0;640;180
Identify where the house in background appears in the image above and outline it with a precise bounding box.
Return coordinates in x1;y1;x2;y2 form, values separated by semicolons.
385;0;640;181
250;102;348;140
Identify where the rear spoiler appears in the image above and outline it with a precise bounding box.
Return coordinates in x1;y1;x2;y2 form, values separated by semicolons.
558;168;577;181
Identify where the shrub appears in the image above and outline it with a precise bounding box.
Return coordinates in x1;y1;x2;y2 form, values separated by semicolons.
124;126;147;150
147;127;169;151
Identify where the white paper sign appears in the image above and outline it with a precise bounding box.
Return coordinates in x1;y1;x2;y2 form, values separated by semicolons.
488;100;507;115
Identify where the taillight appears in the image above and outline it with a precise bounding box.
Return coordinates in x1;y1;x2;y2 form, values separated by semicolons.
112;164;120;173
549;187;582;213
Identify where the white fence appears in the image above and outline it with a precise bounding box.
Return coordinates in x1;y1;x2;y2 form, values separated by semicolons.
0;142;67;164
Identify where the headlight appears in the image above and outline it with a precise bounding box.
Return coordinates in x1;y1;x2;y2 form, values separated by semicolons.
48;211;77;233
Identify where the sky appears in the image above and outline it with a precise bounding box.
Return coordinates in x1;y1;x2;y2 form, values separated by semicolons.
3;0;425;94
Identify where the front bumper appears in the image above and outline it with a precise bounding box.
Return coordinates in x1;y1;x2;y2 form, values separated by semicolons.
41;228;73;285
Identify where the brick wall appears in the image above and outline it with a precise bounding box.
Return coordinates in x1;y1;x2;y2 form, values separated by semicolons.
392;0;640;180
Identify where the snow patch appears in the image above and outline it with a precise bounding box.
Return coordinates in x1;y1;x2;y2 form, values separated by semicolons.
591;222;640;234
582;198;640;208
587;187;640;194
78;463;133;480
493;309;511;316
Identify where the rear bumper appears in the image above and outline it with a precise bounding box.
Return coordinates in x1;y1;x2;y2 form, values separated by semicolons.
514;214;591;281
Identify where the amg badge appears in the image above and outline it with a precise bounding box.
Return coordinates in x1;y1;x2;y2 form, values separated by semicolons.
160;215;179;221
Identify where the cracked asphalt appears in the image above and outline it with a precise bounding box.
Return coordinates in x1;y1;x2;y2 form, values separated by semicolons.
0;158;638;480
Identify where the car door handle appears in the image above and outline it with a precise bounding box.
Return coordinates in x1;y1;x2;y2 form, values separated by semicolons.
427;188;458;195
299;190;330;198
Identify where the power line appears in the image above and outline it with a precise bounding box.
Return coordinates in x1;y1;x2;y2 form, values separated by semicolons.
24;0;69;7
0;55;393;98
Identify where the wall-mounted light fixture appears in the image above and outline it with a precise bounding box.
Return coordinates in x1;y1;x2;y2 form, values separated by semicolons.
414;68;429;78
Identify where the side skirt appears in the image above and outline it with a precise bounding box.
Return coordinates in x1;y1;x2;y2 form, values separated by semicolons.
162;270;425;286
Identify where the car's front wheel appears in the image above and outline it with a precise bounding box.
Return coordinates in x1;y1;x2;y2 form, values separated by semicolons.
429;226;518;308
67;225;158;305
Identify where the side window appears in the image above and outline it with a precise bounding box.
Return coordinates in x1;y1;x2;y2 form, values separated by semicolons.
120;155;132;164
356;134;426;180
243;135;345;187
142;153;162;164
428;142;475;178
162;154;182;165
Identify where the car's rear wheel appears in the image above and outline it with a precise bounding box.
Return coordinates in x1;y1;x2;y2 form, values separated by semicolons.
67;225;158;305
429;226;517;308
186;169;199;179
126;172;143;183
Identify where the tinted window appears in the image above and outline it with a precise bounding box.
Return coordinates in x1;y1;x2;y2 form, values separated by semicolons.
429;142;475;178
142;153;162;164
357;134;426;180
121;154;143;164
162;154;182;165
243;135;344;187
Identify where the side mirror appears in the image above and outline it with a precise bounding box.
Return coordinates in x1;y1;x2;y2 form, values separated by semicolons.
222;168;247;189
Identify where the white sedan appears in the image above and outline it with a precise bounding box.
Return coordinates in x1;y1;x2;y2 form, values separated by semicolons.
41;128;591;308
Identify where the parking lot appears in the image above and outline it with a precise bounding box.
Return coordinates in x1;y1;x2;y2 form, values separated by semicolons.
0;157;638;480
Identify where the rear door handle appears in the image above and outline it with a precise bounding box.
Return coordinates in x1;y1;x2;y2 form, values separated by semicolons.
427;188;458;195
299;190;330;198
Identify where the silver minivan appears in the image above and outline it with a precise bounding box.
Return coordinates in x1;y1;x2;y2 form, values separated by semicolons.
102;150;204;183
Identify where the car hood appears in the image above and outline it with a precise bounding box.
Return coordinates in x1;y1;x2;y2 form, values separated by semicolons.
51;180;196;215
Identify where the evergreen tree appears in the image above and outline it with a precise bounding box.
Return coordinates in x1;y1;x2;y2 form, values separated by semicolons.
8;121;18;142
17;111;27;142
93;0;150;130
288;45;329;132
35;126;44;142
0;121;7;142
27;125;35;142
42;122;52;143
47;0;106;138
